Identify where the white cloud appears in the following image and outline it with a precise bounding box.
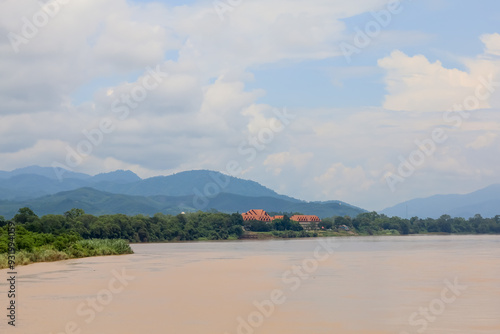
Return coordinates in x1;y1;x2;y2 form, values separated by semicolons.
0;139;68;170
0;0;499;211
466;132;498;149
0;0;180;115
264;151;315;175
378;33;500;113
172;0;394;74
314;163;375;198
481;33;500;56
378;50;496;112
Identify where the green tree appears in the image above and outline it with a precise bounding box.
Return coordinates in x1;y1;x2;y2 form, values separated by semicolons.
334;216;352;229
437;215;452;233
289;221;303;231
247;220;272;232
14;207;38;224
39;214;67;235
399;221;410;235
64;208;85;220
318;217;334;230
230;213;244;226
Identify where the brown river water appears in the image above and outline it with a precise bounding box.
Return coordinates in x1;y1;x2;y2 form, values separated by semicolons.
1;235;499;334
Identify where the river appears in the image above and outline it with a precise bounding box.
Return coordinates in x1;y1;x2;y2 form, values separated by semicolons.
1;235;499;333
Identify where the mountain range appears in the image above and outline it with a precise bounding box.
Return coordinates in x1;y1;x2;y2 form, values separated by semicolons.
1;166;499;219
381;184;500;219
0;166;364;219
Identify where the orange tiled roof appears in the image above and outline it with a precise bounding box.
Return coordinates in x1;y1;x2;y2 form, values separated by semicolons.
290;215;321;222
242;209;272;222
273;215;284;220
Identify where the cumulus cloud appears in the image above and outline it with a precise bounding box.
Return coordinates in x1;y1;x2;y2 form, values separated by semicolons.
264;151;315;175
378;50;496;112
0;0;179;115
378;33;500;113
314;163;375;197
0;139;68;170
0;0;499;211
481;33;500;56
173;0;392;74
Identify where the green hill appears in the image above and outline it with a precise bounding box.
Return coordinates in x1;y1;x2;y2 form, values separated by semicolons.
0;188;365;219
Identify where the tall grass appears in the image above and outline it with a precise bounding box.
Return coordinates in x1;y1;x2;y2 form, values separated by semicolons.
0;253;8;269
0;239;133;269
71;239;134;257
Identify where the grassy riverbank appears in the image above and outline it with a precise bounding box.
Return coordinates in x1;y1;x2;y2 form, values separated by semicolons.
0;239;133;269
0;225;133;269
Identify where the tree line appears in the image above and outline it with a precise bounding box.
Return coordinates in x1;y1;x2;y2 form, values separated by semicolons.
1;208;500;247
319;212;500;235
0;208;245;243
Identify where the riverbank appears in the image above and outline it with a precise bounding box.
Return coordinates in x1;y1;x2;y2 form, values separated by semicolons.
0;239;133;269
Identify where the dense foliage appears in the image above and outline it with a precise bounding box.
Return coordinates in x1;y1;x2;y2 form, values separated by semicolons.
1;208;245;243
244;215;303;232
1;208;499;255
1;207;499;268
0;224;133;269
330;212;500;235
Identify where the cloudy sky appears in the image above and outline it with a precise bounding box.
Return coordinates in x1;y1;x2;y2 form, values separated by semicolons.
1;0;499;211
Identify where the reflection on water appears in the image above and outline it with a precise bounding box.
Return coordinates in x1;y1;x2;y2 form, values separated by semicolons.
1;235;499;333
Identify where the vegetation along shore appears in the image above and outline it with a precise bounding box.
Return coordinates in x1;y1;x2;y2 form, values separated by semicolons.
1;206;500;269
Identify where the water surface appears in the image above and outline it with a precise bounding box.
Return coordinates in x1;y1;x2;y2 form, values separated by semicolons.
1;235;499;333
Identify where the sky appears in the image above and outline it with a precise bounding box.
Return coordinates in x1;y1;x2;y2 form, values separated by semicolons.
0;0;499;211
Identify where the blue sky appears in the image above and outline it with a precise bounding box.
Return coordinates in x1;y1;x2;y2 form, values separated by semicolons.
1;0;499;210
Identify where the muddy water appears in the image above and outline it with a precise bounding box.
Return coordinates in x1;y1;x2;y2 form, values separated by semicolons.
1;235;499;334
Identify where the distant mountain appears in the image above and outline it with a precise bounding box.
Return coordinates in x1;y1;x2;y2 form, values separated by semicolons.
0;188;168;218
0;166;365;218
0;167;297;202
93;170;297;200
91;170;141;183
0;174;89;200
381;184;500;219
0;165;90;180
0;188;365;219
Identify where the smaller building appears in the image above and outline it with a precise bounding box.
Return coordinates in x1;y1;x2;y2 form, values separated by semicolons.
290;215;321;230
273;215;284;220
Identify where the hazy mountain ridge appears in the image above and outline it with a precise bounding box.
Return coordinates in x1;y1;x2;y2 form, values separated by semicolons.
0;188;364;219
0;166;364;218
0;166;295;201
3;166;498;219
0;165;91;180
381;184;500;219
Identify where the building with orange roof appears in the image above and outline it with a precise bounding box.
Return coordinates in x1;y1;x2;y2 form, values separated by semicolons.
242;211;322;229
290;215;321;230
242;209;272;222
